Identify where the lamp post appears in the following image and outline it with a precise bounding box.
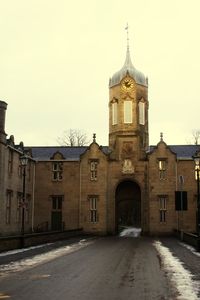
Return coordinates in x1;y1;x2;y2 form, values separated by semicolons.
193;153;200;251
20;154;28;248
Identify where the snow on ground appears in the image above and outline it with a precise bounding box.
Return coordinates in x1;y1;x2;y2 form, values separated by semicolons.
119;227;142;237
0;239;94;277
154;240;200;300
0;243;53;257
179;242;200;257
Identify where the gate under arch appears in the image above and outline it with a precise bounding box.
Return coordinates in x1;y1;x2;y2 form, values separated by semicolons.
115;180;141;232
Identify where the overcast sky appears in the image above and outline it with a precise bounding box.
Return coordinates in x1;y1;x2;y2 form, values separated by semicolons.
1;0;200;147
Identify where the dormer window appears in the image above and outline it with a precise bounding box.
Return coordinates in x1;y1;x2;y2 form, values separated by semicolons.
8;149;13;174
158;159;167;180
90;160;98;181
51;151;64;181
52;162;63;181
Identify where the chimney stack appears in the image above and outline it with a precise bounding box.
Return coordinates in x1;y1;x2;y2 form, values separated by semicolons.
0;100;8;144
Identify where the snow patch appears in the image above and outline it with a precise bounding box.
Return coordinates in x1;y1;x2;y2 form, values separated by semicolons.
179;242;200;257
120;227;142;237
0;239;94;277
154;240;199;300
0;243;53;257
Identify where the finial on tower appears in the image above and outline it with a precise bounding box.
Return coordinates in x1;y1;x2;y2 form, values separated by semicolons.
125;23;129;49
160;132;163;141
93;133;96;143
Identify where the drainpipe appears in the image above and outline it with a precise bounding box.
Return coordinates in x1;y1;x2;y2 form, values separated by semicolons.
31;162;36;232
79;161;82;229
175;159;179;233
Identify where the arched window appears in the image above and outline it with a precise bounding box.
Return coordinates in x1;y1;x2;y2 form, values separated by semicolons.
124;100;132;123
112;102;118;125
139;101;145;125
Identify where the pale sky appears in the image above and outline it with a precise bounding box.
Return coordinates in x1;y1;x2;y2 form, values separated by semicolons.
1;0;200;147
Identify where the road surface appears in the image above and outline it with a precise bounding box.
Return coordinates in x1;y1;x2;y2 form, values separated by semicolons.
0;235;199;300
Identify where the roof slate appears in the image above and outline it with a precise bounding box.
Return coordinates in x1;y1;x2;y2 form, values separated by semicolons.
149;145;200;159
28;145;200;161
28;146;110;161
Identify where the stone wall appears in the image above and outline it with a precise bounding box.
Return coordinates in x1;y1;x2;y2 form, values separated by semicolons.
34;160;80;231
0;145;35;236
0;228;83;252
148;141;197;234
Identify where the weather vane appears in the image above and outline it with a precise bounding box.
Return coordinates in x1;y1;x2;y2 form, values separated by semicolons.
125;23;129;49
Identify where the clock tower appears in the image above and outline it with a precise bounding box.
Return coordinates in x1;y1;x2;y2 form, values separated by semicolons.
108;41;148;162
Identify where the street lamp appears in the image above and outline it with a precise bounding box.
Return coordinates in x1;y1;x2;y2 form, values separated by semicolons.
193;153;200;251
20;154;28;248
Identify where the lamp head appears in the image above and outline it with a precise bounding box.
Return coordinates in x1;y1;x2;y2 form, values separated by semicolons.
20;154;28;166
193;151;200;167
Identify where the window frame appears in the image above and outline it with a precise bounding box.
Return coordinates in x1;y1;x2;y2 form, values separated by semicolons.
6;190;13;224
139;101;145;125
52;162;63;181
158;195;167;223
88;195;98;223
51;195;63;211
89;160;98;181
124;100;132;124
8;149;14;174
112;102;118;125
158;159;167;180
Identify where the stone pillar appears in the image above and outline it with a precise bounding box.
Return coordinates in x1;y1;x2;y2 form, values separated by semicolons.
0;100;7;144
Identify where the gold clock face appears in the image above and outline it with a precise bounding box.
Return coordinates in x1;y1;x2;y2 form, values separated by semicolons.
121;77;134;91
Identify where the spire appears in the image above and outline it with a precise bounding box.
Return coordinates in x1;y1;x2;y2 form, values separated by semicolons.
93;133;96;143
124;23;134;71
109;26;147;87
160;132;163;142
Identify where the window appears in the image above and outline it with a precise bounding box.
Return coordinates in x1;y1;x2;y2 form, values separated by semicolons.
90;160;98;181
89;196;98;223
6;190;12;224
8;149;13;174
175;191;188;211
139;102;145;125
52;196;63;210
112;102;118;125
158;159;167;180
124;101;132;123
52;162;63;181
159;195;167;222
195;165;200;180
16;192;22;223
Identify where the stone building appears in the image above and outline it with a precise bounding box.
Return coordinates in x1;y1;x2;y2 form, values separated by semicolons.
0;101;35;235
0;44;199;236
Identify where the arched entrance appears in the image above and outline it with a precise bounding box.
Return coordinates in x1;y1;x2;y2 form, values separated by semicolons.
115;180;141;232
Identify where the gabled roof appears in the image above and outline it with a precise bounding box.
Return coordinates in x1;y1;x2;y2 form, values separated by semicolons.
28;146;110;161
149;145;200;159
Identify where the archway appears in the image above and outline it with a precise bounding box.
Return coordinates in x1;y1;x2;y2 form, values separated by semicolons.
115;180;141;232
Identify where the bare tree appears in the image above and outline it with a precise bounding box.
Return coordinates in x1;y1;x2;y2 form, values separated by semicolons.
192;129;200;145
57;129;89;146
